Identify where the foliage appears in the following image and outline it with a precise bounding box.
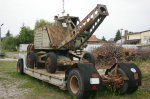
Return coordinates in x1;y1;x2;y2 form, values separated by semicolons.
92;43;134;67
102;36;106;41
1;19;51;51
0;61;71;99
0;60;150;99
5;30;12;37
2;33;17;51
114;30;121;42
1;19;52;51
134;49;150;60
34;19;51;30
17;26;34;45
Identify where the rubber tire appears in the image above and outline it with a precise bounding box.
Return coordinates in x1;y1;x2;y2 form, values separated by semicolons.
26;51;36;69
45;52;57;73
127;86;138;94
118;63;142;94
83;52;95;66
67;69;86;99
17;59;24;74
109;68;128;94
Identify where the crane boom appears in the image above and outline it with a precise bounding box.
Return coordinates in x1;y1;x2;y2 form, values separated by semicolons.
58;4;108;49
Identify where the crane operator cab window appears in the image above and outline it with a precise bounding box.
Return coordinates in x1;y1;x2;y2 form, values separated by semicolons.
57;16;79;29
62;22;67;27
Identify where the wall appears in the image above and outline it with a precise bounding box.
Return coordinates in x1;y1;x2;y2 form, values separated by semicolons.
19;44;28;51
141;31;150;44
127;33;141;40
127;30;150;45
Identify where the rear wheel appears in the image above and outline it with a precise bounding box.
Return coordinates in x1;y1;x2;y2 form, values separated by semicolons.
45;52;57;73
119;63;142;94
67;68;94;99
67;69;85;99
17;59;24;74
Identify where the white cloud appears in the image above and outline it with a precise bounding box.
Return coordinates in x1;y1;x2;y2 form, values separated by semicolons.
0;0;150;39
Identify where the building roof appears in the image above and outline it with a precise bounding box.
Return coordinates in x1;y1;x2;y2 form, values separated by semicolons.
128;30;150;35
125;39;141;44
88;35;98;42
108;38;114;41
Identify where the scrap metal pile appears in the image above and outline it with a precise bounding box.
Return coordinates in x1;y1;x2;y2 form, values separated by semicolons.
92;43;134;68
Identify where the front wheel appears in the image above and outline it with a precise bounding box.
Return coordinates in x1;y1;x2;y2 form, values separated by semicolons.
26;51;36;69
17;59;24;74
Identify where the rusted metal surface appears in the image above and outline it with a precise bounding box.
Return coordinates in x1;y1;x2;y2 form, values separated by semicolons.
47;24;68;48
27;44;34;52
58;4;108;49
34;4;108;50
102;74;126;89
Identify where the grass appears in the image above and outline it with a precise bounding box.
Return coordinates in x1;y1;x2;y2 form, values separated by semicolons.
0;60;150;99
0;61;70;99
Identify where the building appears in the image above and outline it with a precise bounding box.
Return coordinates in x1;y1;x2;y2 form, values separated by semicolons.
88;35;99;44
123;30;150;50
124;30;150;45
85;35;105;52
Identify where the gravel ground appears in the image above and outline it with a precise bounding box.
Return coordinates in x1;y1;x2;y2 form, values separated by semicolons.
0;61;31;99
0;80;30;99
0;58;17;62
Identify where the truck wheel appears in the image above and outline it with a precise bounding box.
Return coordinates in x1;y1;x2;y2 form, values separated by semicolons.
108;68;128;94
127;87;138;94
83;52;95;66
27;51;36;69
45;52;57;73
17;59;24;74
118;63;142;94
67;68;90;99
117;68;128;94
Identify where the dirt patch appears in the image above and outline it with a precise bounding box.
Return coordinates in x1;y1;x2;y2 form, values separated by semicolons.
0;80;30;99
0;71;31;99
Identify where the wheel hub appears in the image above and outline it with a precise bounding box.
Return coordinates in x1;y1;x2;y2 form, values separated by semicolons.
70;75;79;94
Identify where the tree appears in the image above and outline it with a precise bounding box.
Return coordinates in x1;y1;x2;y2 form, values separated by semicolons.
34;19;51;30
5;30;11;37
114;30;121;42
17;26;34;44
2;33;17;51
102;36;106;41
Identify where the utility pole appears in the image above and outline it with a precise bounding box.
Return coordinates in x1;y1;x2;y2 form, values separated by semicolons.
62;0;65;15
0;23;4;54
120;29;123;46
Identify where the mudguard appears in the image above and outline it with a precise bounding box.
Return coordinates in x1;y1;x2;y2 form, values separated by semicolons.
118;63;142;88
77;63;103;91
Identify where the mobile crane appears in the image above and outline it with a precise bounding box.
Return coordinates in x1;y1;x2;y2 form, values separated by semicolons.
17;4;141;99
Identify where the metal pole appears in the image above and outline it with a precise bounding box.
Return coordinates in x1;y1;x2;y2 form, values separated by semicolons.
62;0;65;15
120;29;123;46
0;24;4;54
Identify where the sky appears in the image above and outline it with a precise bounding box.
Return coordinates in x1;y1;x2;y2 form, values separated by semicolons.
0;0;150;40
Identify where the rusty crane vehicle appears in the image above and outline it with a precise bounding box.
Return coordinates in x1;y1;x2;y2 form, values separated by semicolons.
17;4;141;99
